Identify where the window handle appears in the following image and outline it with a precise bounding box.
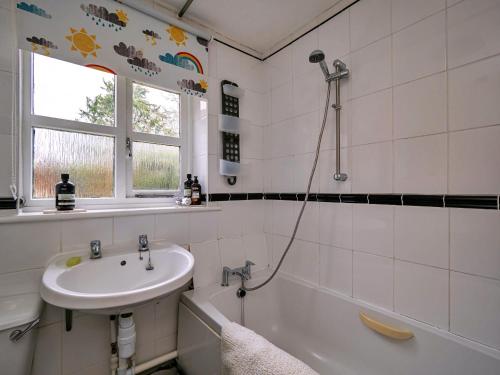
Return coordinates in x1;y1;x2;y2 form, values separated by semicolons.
126;137;132;158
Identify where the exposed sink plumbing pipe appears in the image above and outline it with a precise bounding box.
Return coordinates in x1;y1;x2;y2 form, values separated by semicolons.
117;313;136;375
110;316;119;375
110;313;178;375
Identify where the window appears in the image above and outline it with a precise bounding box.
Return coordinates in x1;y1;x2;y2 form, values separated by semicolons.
23;53;189;207
129;82;183;193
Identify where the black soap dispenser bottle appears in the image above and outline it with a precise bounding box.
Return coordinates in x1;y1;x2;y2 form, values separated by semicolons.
191;176;201;205
55;173;75;211
184;173;193;198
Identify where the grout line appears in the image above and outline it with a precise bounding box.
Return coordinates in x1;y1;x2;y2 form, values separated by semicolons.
394;257;449;272
267;122;500;150
0;265;44;276
445;2;451;200
392;5;447;35
111;216;115;245
347;2;352;54
450;268;500;283
447;122;500;135
390;17;395;196
448;206;451;331
351;206;355;298
447;49;500;72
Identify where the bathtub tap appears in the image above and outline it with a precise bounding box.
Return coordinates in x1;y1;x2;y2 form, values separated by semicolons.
221;260;255;286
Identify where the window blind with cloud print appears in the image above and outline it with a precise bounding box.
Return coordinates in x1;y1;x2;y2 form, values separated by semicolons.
16;0;209;97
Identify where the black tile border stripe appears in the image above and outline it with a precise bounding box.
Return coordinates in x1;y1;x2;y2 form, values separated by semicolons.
403;194;444;207
445;195;498;210
263;193;280;200
208;193;230;202
369;194;402;206
316;193;340;203
247;193;263;200
340;194;368;204
0;198;16;209
206;193;500;210
3;193;497;210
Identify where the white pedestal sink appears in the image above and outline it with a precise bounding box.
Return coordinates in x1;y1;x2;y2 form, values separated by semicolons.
40;241;194;314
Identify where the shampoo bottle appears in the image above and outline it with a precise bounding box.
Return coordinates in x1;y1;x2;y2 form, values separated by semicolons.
183;174;193;198
191;176;201;205
55;173;75;211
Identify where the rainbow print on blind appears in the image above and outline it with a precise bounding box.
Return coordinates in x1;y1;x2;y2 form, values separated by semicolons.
159;51;204;74
176;52;203;74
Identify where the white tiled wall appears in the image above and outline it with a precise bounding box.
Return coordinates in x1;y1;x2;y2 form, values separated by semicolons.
0;7;268;371
262;0;500;353
0;211;202;374
0;199;268;375
1;0;500;371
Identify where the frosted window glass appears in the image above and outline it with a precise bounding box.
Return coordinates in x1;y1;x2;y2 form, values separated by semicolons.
33;54;116;126
132;83;180;137
133;142;180;190
33;128;114;198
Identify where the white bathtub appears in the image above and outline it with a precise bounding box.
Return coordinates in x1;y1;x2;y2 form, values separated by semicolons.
177;271;500;374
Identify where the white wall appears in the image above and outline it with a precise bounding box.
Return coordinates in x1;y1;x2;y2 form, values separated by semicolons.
0;2;16;196
263;0;500;352
1;0;500;372
0;1;268;372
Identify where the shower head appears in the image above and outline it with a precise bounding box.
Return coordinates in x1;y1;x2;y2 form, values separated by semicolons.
308;50;325;63
309;49;330;80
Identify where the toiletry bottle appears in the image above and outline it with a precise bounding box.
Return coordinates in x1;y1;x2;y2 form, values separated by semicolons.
55;173;75;211
191;176;201;205
184;174;193;198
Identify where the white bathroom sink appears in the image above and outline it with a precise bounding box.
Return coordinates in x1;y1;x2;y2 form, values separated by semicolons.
40;241;194;313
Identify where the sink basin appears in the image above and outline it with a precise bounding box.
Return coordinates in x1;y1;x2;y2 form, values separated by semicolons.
40;241;194;313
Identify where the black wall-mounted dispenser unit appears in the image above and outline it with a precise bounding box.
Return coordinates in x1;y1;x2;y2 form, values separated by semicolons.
219;80;243;185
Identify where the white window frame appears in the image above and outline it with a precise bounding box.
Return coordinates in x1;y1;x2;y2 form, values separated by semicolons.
21;51;191;209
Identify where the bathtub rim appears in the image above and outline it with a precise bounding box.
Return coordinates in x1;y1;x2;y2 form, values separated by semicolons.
181;270;500;361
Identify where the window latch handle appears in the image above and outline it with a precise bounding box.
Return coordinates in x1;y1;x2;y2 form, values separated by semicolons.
126;137;132;158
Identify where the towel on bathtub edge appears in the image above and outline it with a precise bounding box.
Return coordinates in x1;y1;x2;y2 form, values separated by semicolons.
221;321;319;375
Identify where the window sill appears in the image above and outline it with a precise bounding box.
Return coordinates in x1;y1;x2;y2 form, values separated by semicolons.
0;204;220;224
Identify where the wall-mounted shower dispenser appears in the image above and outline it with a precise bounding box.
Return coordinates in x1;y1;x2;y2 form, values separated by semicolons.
219;80;243;185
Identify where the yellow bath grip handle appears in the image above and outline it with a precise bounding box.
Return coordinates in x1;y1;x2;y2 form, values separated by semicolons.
359;312;414;340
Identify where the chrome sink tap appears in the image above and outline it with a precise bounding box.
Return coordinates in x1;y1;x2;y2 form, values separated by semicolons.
221;260;255;286
138;234;154;271
90;240;102;259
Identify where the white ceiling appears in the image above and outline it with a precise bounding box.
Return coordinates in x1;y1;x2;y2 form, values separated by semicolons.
157;0;347;55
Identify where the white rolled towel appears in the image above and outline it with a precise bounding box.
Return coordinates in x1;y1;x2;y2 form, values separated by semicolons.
221;321;319;375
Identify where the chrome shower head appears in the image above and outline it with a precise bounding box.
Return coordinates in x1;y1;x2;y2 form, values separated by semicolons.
309;49;330;80
308;50;325;63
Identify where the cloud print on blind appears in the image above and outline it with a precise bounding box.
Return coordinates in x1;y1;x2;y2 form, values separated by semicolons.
114;42;161;76
80;3;128;30
142;29;161;45
17;2;51;18
26;36;58;55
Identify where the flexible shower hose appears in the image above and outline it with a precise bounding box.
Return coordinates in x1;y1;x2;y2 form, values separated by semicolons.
242;80;332;292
